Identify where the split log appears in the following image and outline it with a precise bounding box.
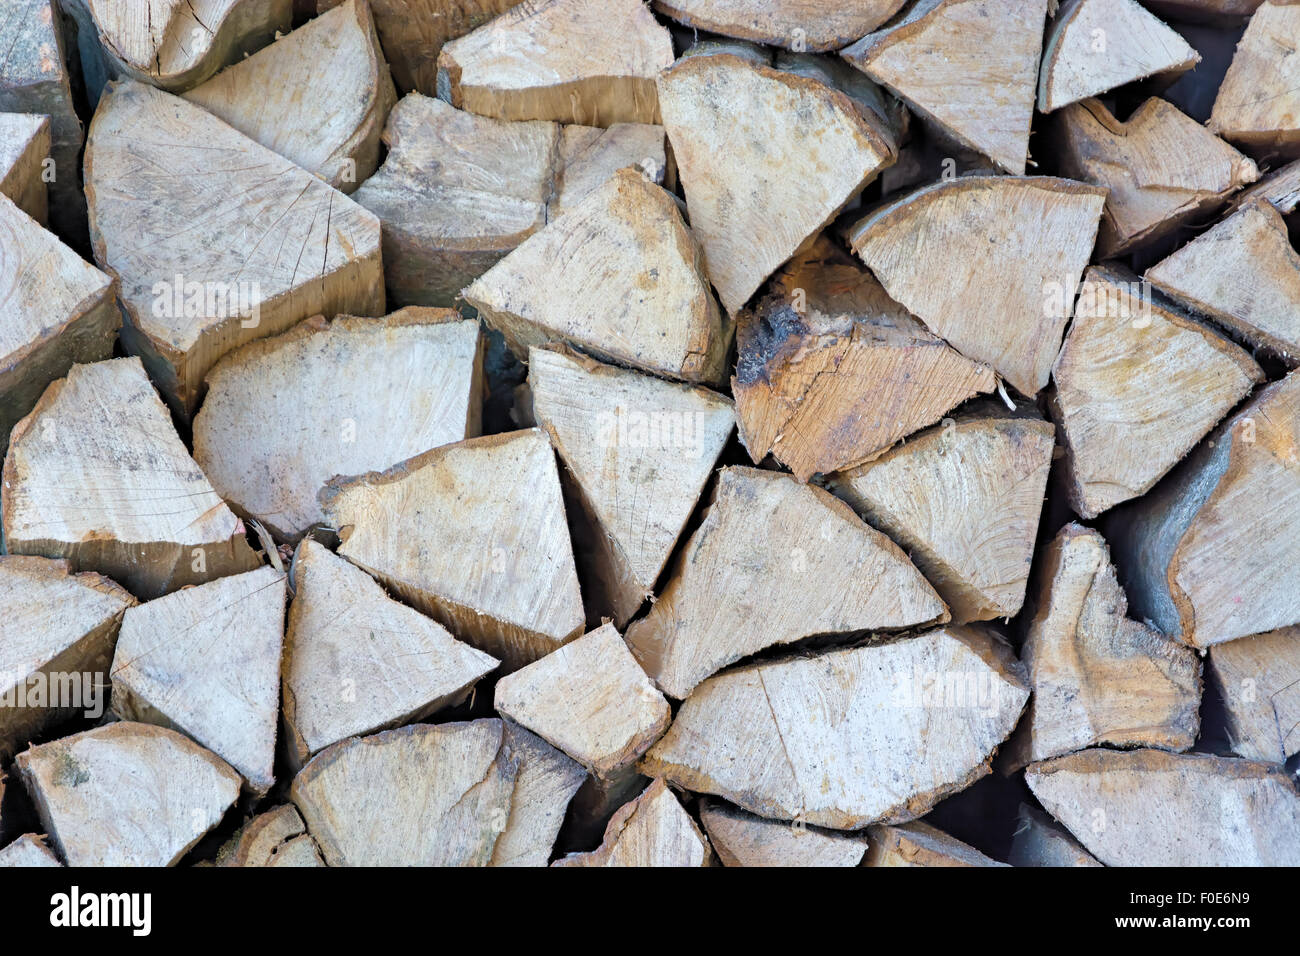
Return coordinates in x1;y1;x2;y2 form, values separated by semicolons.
15;722;241;866
640;628;1029;829
656;50;898;314
1038;0;1199;113
2;358;262;599
1052;265;1263;518
463;168;730;384
624;466;948;699
1025;748;1300;865
183;0;397;193
436;0;674;126
290;719;518;866
1207;626;1300;764
1209;1;1300;157
283;540;499;767
842;0;1051;175
193;308;483;541
1051;98;1260;256
1235;157;1300;215
0;556;134;760
828;408;1055;624
0;113;48;224
1106;370;1300;647
0;834;61;867
0;192;119;446
700;801;868;868
1008;803;1102;867
1006;524;1202;768
865;821;1005;867
1145;199;1300;362
322;428;585;669
495;622;671;777
550;122;667;218
653;0;906;52
850;176;1106;396
84;79;385;420
552;779;713;867
733;242;996;481
491;723;586;867
528;345;734;626
214;805;325;867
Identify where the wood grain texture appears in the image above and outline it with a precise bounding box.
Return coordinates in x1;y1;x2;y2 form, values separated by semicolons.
653;0;906;52
552;778;713;867
0;833;61;867
0;112;48;224
490;722;586;867
1008;802;1102;867
1234;156;1300;214
1208;626;1300;764
213;804;325;867
700;800;868;867
865;820;1006;866
1209;1;1300;155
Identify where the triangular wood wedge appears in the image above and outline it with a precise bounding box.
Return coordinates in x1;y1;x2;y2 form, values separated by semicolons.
2;358;261;599
1038;0;1199;113
283;540;499;767
700;801;868;868
657;51;898;314
1025;749;1300;865
653;0;906;52
184;0;397;193
550;122;667;219
529;345;734;626
640;628;1029;829
84;79;385;420
851;176;1105;396
110;565;287;793
0;834;61;867
1236;156;1300;215
436;0;674;125
0;192;119;446
865;821;1006;867
0;113;48;224
1052;265;1263;518
495;622;671;777
193;308;483;541
625;466;948;699
1209;1;1300;156
463;168;730;384
1208;626;1300;764
841;0;1050;174
15;722;241;866
0;556;134;760
1145;199;1300;362
1106;371;1300;647
1052;98;1259;256
828;409;1054;624
213;804;325;867
552;779;713;867
1007;524;1201;768
1008;802;1101;867
290;719;519;866
491;723;586;868
322;428;585;669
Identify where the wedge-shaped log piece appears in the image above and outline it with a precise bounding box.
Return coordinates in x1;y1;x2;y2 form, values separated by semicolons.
464;168;729;384
865;821;1005;867
842;0;1050;174
1146;200;1300;362
701;801;868;867
290;719;518;866
550;122;666;219
657;52;897;315
214;804;324;867
3;358;261;599
184;0;397;192
1052;98;1259;256
436;0;673;125
625;467;948;699
1236;157;1300;215
851;176;1105;396
641;628;1029;829
284;540;499;767
1107;370;1300;647
529;346;733;626
1026;749;1300;865
0;113;48;224
15;722;241;866
0;834;60;867
653;0;905;52
552;779;713;867
495;623;670;777
0;193;119;445
1008;524;1201;768
1208;627;1300;764
1209;1;1300;156
491;723;586;867
85;80;384;420
194;309;483;541
1008;802;1101;867
0;556;134;760
1053;266;1263;518
323;428;584;669
1038;0;1198;113
828;410;1054;624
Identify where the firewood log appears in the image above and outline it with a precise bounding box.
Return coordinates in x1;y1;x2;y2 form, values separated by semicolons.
491;723;586;867
625;466;948;699
700;801;869;867
213;805;325;867
653;0;906;52
0;113;48;224
0;833;61;867
1209;1;1300;157
2;358;262;599
15;722;242;866
1235;156;1300;215
552;778;713;867
550;122;667;218
865;821;1006;867
1008;802;1102;867
1207;626;1300;764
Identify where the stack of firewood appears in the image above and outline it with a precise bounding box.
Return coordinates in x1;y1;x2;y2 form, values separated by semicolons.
0;0;1298;869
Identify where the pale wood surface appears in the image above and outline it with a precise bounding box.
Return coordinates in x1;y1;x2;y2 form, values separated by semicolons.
654;0;906;52
214;804;325;867
552;778;713;867
865;820;1006;866
1210;1;1300;155
1235;157;1300;214
550;122;666;218
0;833;61;867
0;112;48;224
1208;626;1300;764
701;801;868;867
1008;802;1102;867
491;723;586;867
